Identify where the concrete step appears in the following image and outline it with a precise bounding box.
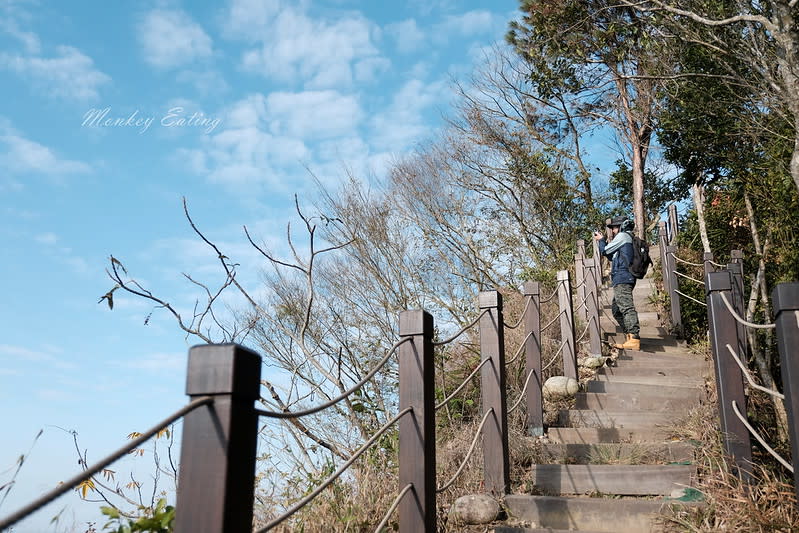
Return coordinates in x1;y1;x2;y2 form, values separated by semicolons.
526;464;695;495
591;373;705;387
559;410;676;429
604;334;686;349
613;352;708;365
575;391;701;411
504;494;702;533
533;442;695;464
586;380;703;395
547;426;681;443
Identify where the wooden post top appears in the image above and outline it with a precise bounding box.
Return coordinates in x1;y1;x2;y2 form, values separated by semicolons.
185;344;261;399
478;290;502;310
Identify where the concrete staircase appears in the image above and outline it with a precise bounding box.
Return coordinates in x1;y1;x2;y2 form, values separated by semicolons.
497;253;708;532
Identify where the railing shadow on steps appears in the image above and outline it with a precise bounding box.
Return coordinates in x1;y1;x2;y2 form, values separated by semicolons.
658;203;799;505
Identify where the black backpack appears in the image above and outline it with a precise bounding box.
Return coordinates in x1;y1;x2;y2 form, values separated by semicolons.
628;233;652;279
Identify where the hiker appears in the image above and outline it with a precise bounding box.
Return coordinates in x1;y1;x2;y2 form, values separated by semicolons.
594;216;640;350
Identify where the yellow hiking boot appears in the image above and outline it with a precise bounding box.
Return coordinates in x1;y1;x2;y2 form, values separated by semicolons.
614;333;640;351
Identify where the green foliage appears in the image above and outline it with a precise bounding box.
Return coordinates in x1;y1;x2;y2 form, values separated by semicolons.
609;159;687;227
100;499;174;533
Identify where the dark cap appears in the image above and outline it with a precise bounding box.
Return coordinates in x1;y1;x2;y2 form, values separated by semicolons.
606;216;626;228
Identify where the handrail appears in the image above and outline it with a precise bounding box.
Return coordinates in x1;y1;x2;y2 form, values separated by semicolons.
432;309;488;346
539;283;561;304
508;369;538;414
725;344;785;400
435;358;490;411
0;396;214;531
436;409;493;493
503;295;532;330
719;292;776;329
673;270;704;285
256;407;413;532
254;337;411;419
540;310;564;333
505;330;534;366
674;289;707;307
732;400;793;473
372;484;413;533
542;341;567;373
672;254;704;268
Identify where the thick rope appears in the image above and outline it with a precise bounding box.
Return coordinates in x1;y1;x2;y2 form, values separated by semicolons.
672;254;704;267
731;400;793;473
540;310;565;333
508;369;537;414
539;283;561;304
505;330;534;366
435;358;490;411
719;292;776;330
503;295;532;330
436;409;494;493
0;396;214;531
675;289;707;307
433;310;489;346
725;344;785;400
254;337;411;419
372;484;413;533
541;341;567;373
257;407;413;532
673;270;704;285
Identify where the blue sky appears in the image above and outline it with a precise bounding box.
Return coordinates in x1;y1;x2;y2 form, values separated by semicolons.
0;0;531;530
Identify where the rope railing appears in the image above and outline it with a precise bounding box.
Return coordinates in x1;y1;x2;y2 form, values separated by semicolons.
503;295;532;330
719;292;776;330
254;337;412;419
539;283;562;304
731;400;794;473
573;292;591;313
508;370;537;414
256;407;414;532
672;254;704;268
432;309;489;346
542;341;567;373
540;310;565;333
372;484;413;533
673;270;704;285
436;409;494;493
0;396;214;531
675;289;707;307
574;318;592;343
505;330;534;367
725;344;785;400
435;358;490;411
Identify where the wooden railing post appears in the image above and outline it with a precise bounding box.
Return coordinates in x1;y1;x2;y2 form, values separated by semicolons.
666;244;683;337
522;282;543;437
575;252;587;323
175;344;261;533
398;310;436;533
658;222;671;293
584;258;602;357
478;291;510;495
728;252;748;365
557;270;577;380
703;252;716;278
667;204;679;245
772;283;799;506
592;232;602;285
706;271;753;480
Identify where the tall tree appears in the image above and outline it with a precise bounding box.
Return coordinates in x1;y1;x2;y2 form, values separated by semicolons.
507;0;669;237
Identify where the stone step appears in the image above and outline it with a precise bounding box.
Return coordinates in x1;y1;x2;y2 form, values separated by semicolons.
559;409;676;429
575;391;701;411
504;494;702;533
603;334;686;348
526;464;695;495
586;380;702;395
495;528;608;533
547;426;680;443
613;352;709;365
603;325;669;336
591;373;705;387
533;442;695;464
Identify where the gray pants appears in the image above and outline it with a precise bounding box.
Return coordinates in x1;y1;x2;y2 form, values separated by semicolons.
612;283;640;336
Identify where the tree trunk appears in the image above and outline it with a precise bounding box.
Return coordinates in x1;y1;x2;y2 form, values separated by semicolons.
692;182;711;253
631;140;646;239
773;0;799;195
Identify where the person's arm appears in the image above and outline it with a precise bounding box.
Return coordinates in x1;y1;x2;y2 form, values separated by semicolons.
604;232;631;258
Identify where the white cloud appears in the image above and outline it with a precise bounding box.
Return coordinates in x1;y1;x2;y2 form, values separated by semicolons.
0;122;91;176
35;232;58;245
369;79;447;151
438;10;499;37
265;90;363;139
224;0;386;88
0;45;110;101
385;19;426;54
138;9;213;70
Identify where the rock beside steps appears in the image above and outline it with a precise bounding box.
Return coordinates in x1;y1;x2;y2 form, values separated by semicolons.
497;268;707;533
